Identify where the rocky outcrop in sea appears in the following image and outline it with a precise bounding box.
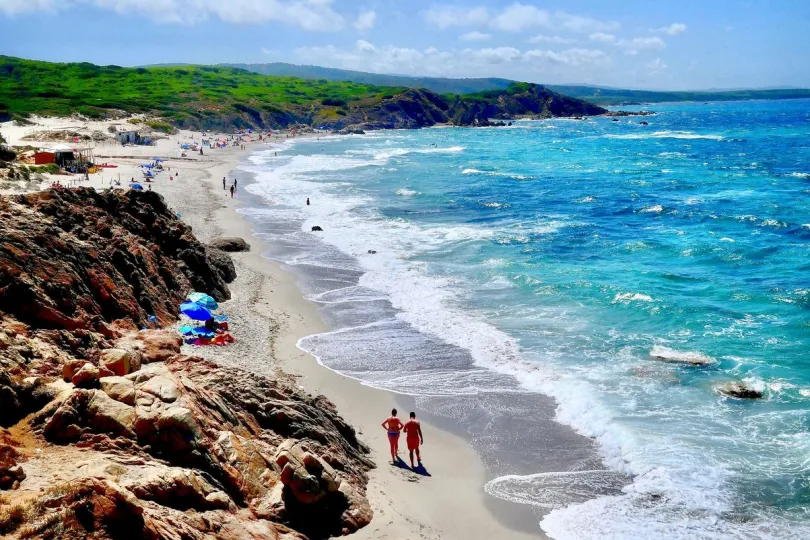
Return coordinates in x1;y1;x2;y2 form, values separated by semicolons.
0;189;373;539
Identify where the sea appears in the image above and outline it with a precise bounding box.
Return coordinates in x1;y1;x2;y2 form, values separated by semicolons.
240;99;810;539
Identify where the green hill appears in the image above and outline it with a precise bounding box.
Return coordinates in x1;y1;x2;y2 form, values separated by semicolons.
222;63;514;95
0;56;407;129
0;56;607;131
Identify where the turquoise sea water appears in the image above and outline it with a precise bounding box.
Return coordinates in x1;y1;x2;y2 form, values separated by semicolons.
244;100;810;539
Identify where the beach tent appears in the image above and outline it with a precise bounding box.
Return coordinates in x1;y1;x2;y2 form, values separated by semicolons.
179;301;212;321
131;184;144;190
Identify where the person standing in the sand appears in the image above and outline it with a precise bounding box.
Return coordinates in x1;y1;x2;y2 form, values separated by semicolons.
402;412;424;468
381;409;404;464
229;185;234;198
223;177;226;190
233;178;238;191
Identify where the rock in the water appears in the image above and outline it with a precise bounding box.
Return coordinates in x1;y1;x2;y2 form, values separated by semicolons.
367;250;377;254
208;237;250;252
717;381;763;399
311;226;323;232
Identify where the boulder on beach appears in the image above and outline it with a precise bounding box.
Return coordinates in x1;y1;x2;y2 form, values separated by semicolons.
208;236;250;252
716;381;763;400
311;226;323;232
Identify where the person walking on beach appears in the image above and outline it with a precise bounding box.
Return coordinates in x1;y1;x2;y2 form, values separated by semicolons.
402;412;424;468
229;185;235;198
233;178;238;191
381;409;404;464
306;197;310;206
223;177;226;190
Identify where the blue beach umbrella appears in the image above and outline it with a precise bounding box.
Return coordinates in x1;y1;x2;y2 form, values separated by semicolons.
188;292;218;310
131;184;144;191
179;301;212;321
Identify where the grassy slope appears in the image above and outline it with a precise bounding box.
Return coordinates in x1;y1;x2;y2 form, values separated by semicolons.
223;63;515;95
0;56;404;125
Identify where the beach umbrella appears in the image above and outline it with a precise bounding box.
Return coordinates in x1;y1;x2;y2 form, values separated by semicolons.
179;301;212;321
188;292;218;310
131;184;144;190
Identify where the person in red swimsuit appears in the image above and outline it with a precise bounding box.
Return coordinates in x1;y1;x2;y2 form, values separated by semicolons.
402;412;424;468
381;409;404;464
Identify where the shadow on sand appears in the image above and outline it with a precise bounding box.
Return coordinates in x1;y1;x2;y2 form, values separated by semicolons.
392;457;431;477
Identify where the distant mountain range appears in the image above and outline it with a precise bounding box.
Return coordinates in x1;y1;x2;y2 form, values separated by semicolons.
222;63;514;95
222;63;810;105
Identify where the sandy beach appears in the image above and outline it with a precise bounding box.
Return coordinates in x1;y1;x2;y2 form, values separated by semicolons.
0;117;544;539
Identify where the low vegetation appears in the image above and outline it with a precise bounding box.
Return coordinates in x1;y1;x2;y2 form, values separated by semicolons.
0;55;405;129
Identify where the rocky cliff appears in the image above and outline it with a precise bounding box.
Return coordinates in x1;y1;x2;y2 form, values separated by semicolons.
0;189;373;539
321;83;607;132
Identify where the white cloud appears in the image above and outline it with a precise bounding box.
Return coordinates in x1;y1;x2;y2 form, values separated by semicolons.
354;10;376;30
589;32;616;44
654;23;687;36
554;11;619;33
1;0;346;30
294;40;613;82
460;31;491;42
466;47;523;64
491;3;550;32
0;0;58;14
617;36;666;55
356;39;376;53
422;5;489;29
527;34;576;45
647;58;667;72
524;48;610;67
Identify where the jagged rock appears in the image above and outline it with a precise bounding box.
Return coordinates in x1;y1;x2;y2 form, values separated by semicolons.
115;330;182;364
0;370;22;427
100;375;136;405
63;359;91;381
311;226;323;232
209;237;250;252
124;468;231;511
0;444;25;489
0;188;230;335
717;381;763;400
43;389;135;442
100;348;139;376
72;363;100;388
206;248;238;283
275;439;341;504
138;375;180;402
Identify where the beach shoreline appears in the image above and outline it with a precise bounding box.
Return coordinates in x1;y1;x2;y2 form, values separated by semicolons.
0;115;546;538
193;151;547;539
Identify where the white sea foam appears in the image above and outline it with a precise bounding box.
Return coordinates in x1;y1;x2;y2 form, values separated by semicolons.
789;172;810;178
605;130;724;141
395;188;418;196
612;292;654;304
639;204;664;214
462;168;530;180
649;345;715;365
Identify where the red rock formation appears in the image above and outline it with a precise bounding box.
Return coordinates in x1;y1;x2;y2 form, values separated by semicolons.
0;189;373;540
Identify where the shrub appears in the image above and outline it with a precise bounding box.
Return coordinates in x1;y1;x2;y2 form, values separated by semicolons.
146;120;175;134
321;97;347;107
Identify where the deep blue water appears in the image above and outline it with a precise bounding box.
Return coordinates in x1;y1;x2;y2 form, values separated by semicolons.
244;100;810;539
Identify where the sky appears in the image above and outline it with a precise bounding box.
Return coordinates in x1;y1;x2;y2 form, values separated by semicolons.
1;1;808;90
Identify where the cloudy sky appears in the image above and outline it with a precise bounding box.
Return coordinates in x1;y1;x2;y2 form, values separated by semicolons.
1;1;808;90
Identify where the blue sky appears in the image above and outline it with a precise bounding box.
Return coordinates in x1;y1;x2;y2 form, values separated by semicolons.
1;1;808;90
